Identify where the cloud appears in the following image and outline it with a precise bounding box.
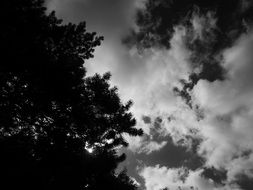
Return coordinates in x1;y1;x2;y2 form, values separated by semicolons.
190;32;253;184
136;21;253;189
124;134;167;155
118;26;195;153
125;10;253;188
130;176;141;187
128;10;253;189
139;140;168;155
139;165;222;190
140;165;188;190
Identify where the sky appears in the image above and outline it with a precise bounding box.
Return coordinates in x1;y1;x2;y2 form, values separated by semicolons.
46;0;253;189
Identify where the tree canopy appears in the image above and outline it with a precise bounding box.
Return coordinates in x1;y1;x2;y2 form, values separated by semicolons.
0;0;142;189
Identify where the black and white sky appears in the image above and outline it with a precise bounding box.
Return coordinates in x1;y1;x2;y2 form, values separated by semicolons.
46;0;253;189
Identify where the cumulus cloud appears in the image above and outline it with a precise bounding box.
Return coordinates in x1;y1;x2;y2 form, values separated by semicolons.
139;165;222;190
135;11;253;189
117;26;193;153
191;32;253;183
120;13;217;154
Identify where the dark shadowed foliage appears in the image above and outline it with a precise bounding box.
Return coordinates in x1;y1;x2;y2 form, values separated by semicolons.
0;0;142;189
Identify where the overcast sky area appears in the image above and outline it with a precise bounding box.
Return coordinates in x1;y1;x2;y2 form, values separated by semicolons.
46;0;253;189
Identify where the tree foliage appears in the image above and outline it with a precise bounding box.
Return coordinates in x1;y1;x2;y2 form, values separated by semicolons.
0;0;142;189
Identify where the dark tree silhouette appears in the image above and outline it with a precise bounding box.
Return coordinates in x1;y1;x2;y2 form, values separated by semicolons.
0;0;142;189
